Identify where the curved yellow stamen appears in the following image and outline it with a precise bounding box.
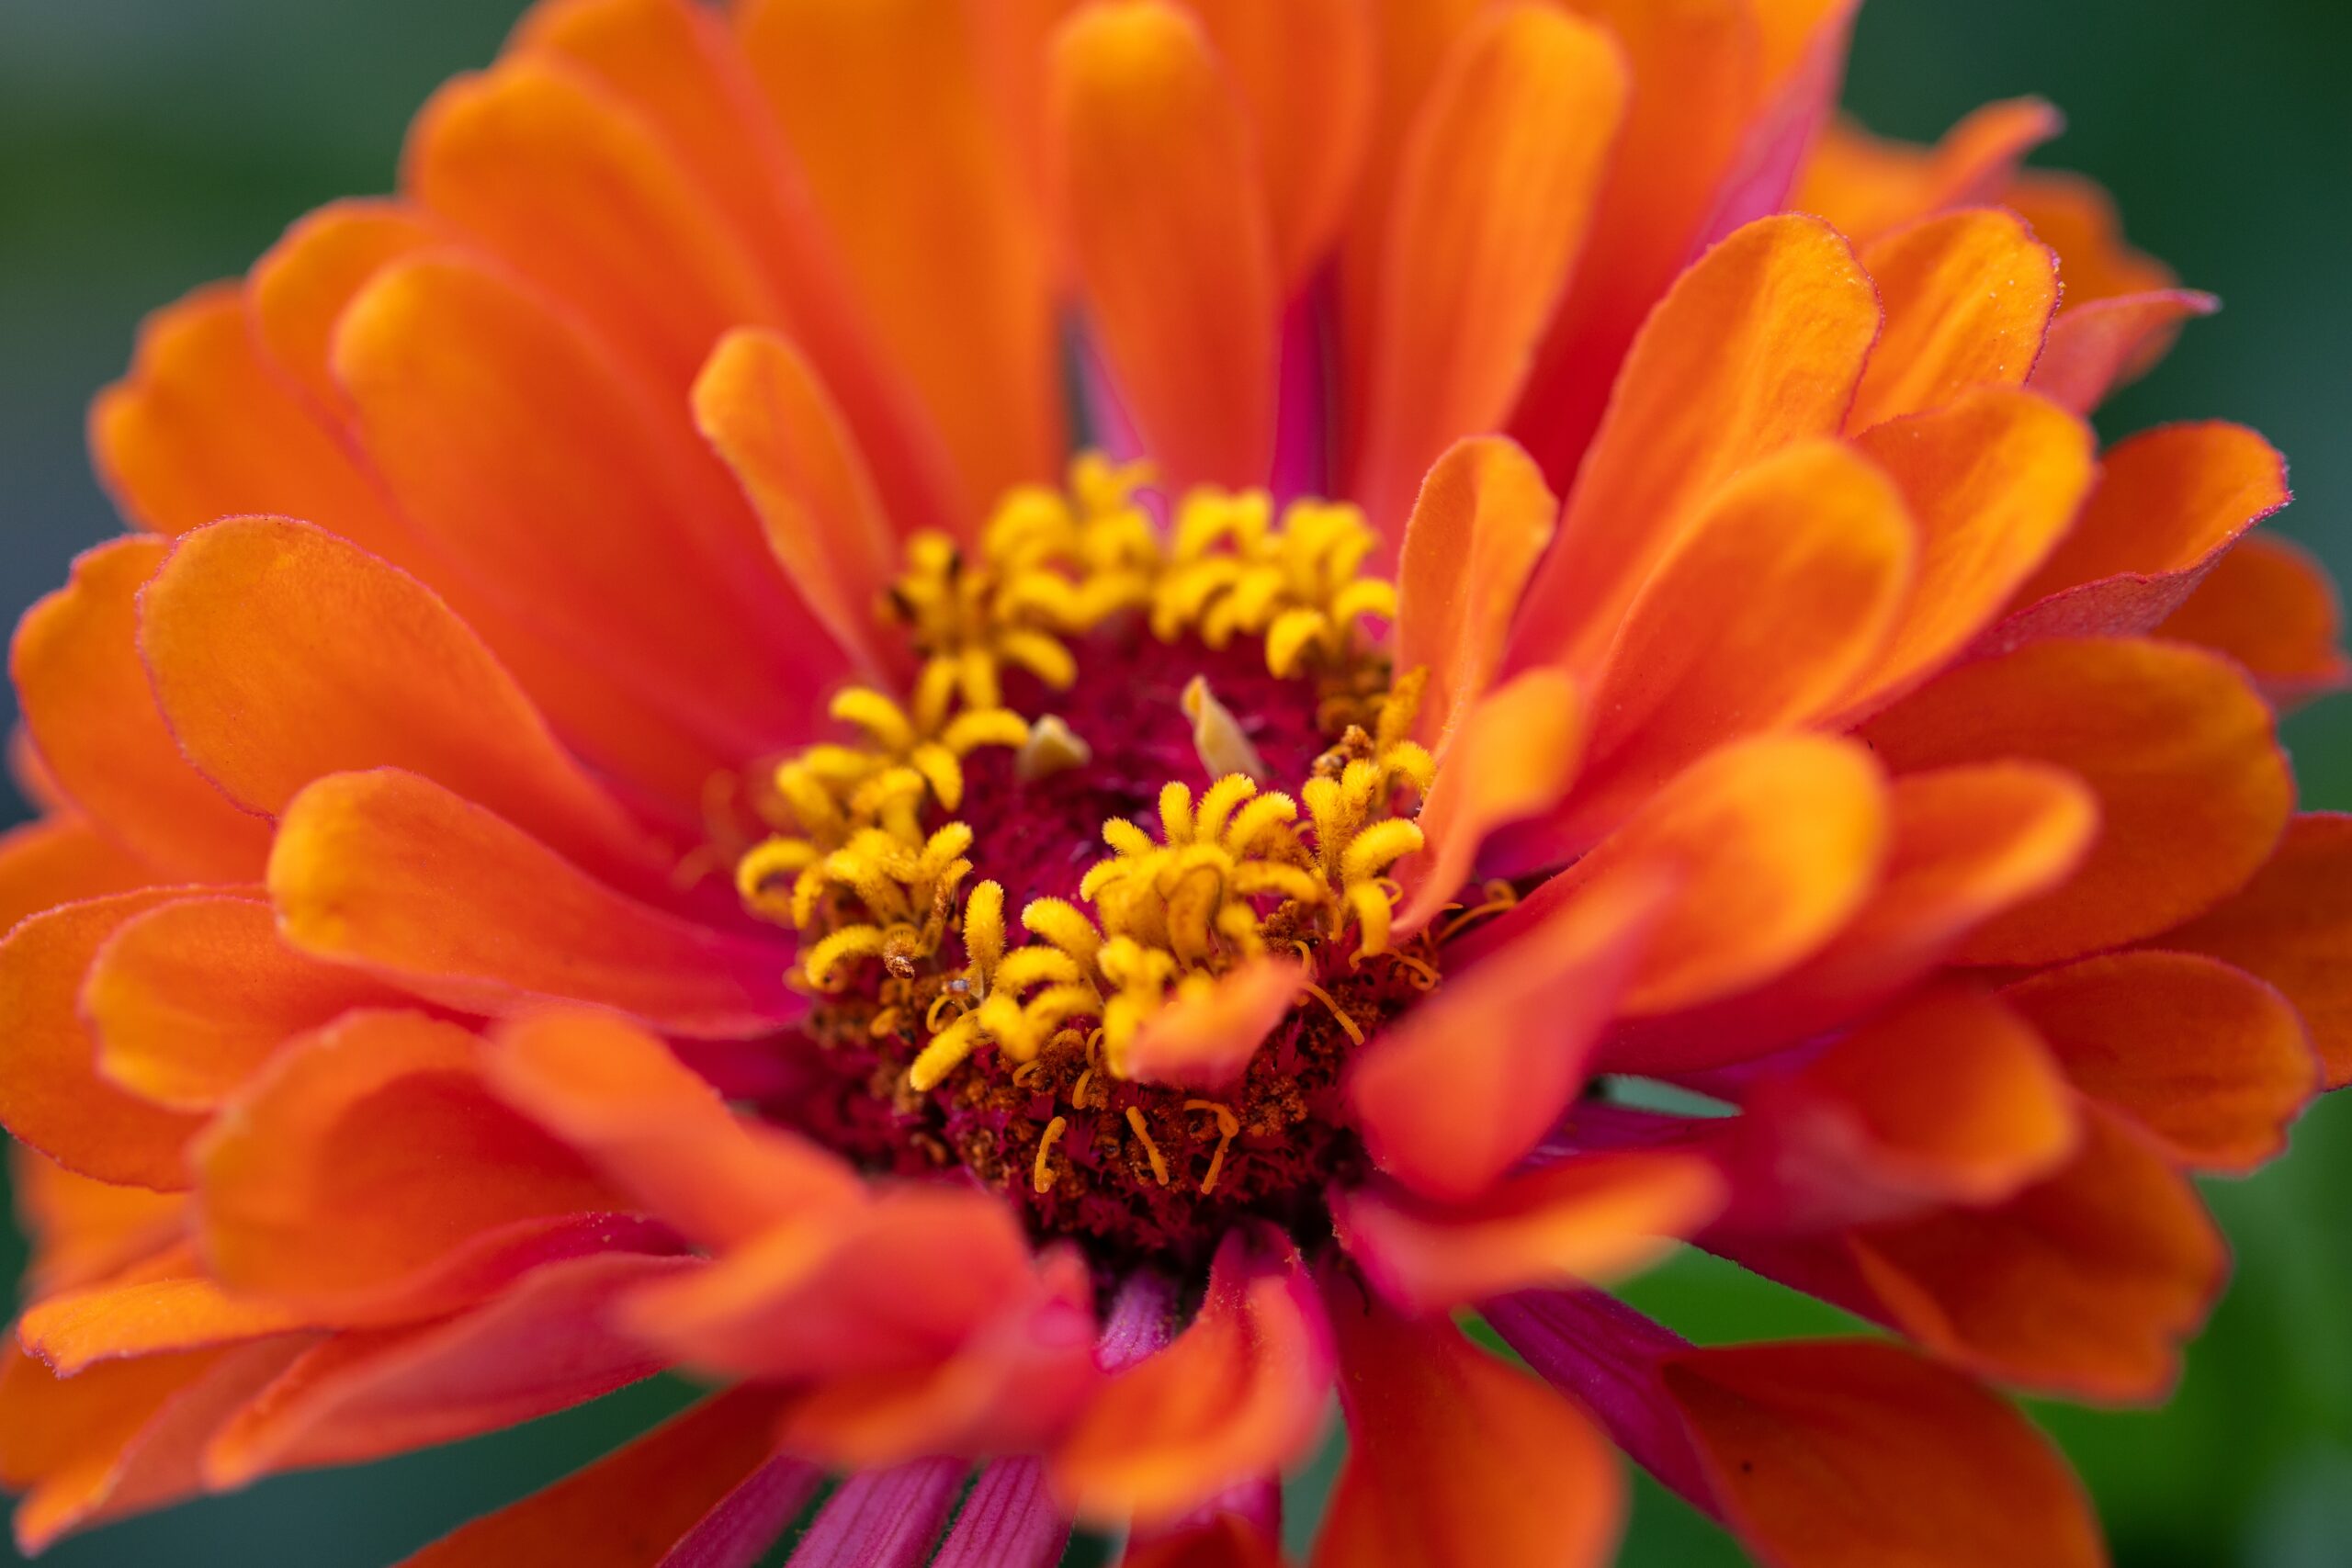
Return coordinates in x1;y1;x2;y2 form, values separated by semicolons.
1033;1115;1069;1195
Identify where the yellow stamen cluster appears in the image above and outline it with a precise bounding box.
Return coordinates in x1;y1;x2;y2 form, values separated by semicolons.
735;453;1432;1111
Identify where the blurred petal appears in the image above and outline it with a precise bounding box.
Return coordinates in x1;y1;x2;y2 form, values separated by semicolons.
0;815;151;936
2156;534;2351;707
1120;956;1306;1089
19;1247;317;1375
784;1458;966;1568
2031;289;2218;413
2004;952;2316;1170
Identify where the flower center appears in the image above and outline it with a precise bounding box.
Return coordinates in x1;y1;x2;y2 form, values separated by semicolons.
736;458;1443;1269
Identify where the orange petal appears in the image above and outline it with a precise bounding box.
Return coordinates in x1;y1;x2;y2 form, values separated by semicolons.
0;890;209;1190
1849;1107;2225;1402
1183;0;1372;291
0;814;151;935
1052;1231;1330;1529
2031;289;2218;414
694;328;910;677
1660;1338;2103;1568
11;1149;187;1300
203;1250;694;1487
1838;388;2097;716
84;893;410;1111
622;1184;1039;1383
1049;0;1276;489
398;1387;804;1568
2005;164;2177;304
779;1247;1101;1468
1554;439;1915;842
267;768;797;1035
1849;209;2058;431
1506;0;1763;490
1860;637;2290;964
1332;1151;1722;1315
741;0;1059;518
141;516;673;897
1509;215;1881;674
1503;735;1889;1017
19;1247;318;1376
2157;534;2351;707
334;253;842;752
88;285;407;548
1352;5;1628;530
1792;99;2063;243
1392;436;1558;758
11;538;269;883
1731;984;2079;1227
485;1009;861;1250
1392;669;1587;939
1312;1292;1620;1568
1351;867;1669;1203
194;1010;623;1317
247;199;444;414
1120;955;1306;1089
1602;761;2096;1076
510;0;963;540
2003;952;2317;1172
1998;422;2291;643
403;57;789;398
0;1338;304;1555
2161;813;2352;1087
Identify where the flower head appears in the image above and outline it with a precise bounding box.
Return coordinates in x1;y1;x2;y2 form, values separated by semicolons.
4;0;2346;1564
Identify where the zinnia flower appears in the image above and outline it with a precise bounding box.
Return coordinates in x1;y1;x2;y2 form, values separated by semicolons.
4;0;2346;1563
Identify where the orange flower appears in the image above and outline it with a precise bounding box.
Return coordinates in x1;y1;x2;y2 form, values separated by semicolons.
3;0;2345;1563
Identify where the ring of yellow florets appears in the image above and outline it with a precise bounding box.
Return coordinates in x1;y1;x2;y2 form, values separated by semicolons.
734;457;1442;1257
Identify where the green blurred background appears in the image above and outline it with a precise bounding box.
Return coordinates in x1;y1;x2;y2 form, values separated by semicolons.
1;1;2347;1562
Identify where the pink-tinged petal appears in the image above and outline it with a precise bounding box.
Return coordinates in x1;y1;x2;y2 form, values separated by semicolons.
1332;1151;1723;1315
1392;436;1558;757
2160;814;2352;1087
2031;290;2218;413
486;1010;860;1249
19;1246;319;1374
1509;215;1881;678
1052;1229;1332;1529
1847;209;2058;431
933;1459;1073;1568
1351;4;1628;533
1392;670;1585;940
1991;422;2291;648
1312;1284;1621;1568
203;1250;695;1486
1120;956;1306;1089
1723;984;2080;1230
1860;637;2290;964
1122;1511;1289;1568
779;1246;1101;1468
398;1388;809;1568
694;328;911;678
1352;867;1670;1203
1836;389;2097;717
11;538;269;883
193;1009;638;1319
2156;534;2351;710
2003;952;2318;1171
268;768;798;1036
1601;761;2096;1076
85;893;412;1111
1660;1339;2104;1568
1694;0;1861;243
0;889;210;1190
786;1458;967;1568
